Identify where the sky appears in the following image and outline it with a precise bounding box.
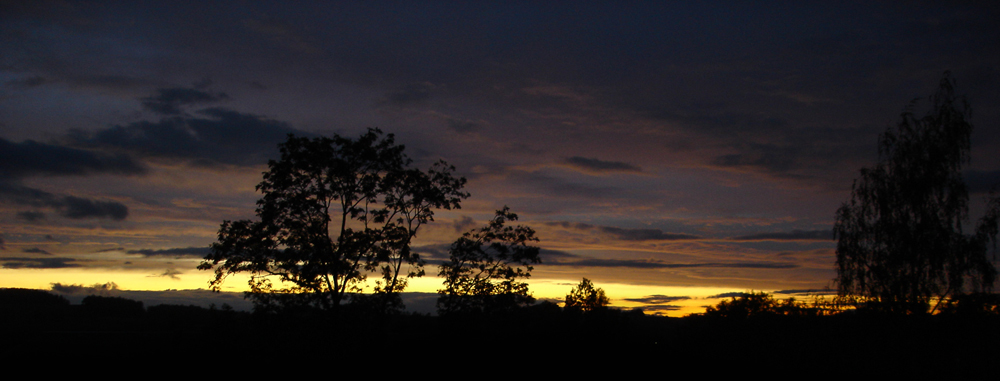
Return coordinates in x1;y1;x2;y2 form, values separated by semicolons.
2;1;1000;316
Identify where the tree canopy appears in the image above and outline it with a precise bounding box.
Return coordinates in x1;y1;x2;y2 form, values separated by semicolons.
834;73;1000;314
199;129;468;311
437;207;541;315
564;277;609;313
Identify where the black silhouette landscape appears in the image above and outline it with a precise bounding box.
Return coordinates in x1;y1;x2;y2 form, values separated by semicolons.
3;3;1000;372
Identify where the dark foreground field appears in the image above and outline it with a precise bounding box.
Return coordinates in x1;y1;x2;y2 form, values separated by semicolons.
2;289;997;375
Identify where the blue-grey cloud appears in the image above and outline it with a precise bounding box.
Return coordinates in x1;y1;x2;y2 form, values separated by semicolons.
564;157;641;174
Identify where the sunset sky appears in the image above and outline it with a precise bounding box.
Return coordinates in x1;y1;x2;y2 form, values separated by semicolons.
2;1;999;316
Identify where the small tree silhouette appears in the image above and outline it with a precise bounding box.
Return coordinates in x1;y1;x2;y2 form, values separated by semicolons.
437;207;540;315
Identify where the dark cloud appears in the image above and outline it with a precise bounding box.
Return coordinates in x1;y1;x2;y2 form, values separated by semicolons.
1;257;83;269
452;216;475;233
50;282;119;295
965;170;1000;194
773;289;836;295
538;248;581;261
140;87;229;115
545;257;797;270
0;182;129;220
155;268;183;280
0;235;5;250
730;230;834;241
380;82;434;106
598;226;700;241
546;221;700;241
21;247;51;255
0;138;147;179
61;196;128;220
411;244;451;263
564;157;641;174
95;247;125;253
625;295;691;304
484;168;625;200
711;143;803;176
446;118;479;133
5;75;48;88
708;292;749;299
16;211;45;222
127;247;210;258
637;304;683;313
67;107;302;167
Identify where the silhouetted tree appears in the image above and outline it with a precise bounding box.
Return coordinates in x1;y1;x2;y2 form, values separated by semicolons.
437;207;540;315
834;73;1000;314
200;129;468;312
564;277;609;313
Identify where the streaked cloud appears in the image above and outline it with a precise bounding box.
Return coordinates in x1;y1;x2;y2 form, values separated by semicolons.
66;107;303;167
0;138;147;179
563;157;641;175
127;247;210;258
1;257;85;269
730;230;833;241
140;87;229;115
546;221;700;241
625;295;692;304
546;257;797;270
21;247;51;255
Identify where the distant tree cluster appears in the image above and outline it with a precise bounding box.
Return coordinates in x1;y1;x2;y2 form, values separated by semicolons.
704;291;826;318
